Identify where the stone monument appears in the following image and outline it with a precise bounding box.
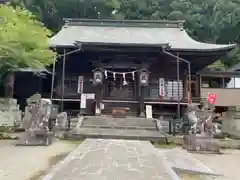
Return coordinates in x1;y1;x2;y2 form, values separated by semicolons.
0;98;22;127
54;112;68;138
183;103;220;153
16;94;54;146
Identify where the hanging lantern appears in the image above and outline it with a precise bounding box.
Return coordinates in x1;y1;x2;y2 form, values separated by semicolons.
139;70;149;86
122;73;128;86
93;70;103;85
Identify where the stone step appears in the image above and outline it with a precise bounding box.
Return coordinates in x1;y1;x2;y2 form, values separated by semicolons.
66;128;166;141
82;120;156;127
82;124;157;130
83;117;156;125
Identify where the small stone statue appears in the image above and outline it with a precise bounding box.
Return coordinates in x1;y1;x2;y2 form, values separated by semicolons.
183;103;220;153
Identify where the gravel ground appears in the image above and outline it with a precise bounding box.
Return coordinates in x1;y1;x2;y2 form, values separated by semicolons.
193;149;240;180
0;140;79;180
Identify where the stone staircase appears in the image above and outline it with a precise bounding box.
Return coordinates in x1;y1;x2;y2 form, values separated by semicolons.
67;116;166;141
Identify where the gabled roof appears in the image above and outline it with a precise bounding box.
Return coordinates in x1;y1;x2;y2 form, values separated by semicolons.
49;19;236;52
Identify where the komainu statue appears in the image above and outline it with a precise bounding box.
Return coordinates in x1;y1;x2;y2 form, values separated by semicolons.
16;94;54;146
183;103;220;153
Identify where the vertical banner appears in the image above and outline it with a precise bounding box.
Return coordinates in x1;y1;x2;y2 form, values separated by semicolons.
77;76;84;93
159;78;165;97
80;94;87;108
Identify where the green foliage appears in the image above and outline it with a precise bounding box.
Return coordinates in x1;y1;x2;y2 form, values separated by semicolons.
0;5;56;75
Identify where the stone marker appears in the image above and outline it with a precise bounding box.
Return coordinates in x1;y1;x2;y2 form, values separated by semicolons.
54;112;68;138
16;94;54;146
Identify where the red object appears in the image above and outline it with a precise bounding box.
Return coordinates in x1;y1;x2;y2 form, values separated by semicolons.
207;93;216;105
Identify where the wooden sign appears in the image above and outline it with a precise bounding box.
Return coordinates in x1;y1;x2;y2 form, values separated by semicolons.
77;76;84;93
159;78;165;97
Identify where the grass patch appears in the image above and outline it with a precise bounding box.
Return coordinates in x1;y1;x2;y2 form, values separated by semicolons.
178;173;203;180
60;139;84;145
152;138;179;149
154;142;178;149
0;132;19;140
0;126;14;133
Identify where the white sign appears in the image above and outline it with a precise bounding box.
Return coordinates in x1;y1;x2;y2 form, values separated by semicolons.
77;76;84;93
80;94;87;108
86;93;95;99
146;105;152;119
159;78;165;97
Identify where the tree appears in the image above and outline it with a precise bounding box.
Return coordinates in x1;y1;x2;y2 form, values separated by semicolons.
0;4;56;97
107;0;240;68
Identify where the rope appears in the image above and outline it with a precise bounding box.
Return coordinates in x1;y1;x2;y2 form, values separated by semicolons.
98;68;145;75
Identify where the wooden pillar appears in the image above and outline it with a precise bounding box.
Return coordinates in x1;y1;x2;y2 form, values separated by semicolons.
61;49;66;112
139;86;145;117
139;70;148;118
95;85;102;116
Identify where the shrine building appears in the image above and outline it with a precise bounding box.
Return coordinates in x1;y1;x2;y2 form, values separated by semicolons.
14;19;237;118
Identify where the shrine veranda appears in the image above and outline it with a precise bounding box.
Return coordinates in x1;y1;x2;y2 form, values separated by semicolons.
13;19;236;118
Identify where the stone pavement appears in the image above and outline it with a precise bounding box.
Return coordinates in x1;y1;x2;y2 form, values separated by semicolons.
42;139;180;180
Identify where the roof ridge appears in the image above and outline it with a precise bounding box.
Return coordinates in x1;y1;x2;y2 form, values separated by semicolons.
63;18;185;29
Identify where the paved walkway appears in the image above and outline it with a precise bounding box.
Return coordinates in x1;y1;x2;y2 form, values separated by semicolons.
193;149;240;180
42;139;180;180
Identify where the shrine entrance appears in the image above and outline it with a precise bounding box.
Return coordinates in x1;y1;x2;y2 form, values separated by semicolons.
103;70;138;100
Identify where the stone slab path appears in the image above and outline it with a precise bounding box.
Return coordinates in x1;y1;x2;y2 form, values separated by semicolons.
42;139;180;180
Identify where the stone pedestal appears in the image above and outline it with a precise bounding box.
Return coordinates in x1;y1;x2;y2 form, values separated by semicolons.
183;134;220;153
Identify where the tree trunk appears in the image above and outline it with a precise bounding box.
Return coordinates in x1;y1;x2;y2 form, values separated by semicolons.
4;72;15;98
